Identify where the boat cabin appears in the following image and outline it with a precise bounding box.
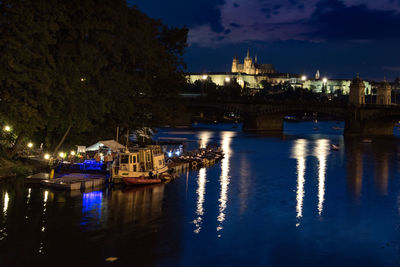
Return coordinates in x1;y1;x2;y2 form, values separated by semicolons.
114;145;168;181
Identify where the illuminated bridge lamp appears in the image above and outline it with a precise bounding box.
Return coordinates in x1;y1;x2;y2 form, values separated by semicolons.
202;75;207;80
225;77;230;82
4;125;11;132
27;142;33;148
322;77;328;83
44;154;50;160
301;75;307;81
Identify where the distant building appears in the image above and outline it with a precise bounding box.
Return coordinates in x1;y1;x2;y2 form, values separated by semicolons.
232;48;276;75
186;50;373;95
187;72;299;89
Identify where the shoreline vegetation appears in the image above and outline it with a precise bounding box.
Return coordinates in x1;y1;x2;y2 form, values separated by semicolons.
0;157;47;179
0;1;188;160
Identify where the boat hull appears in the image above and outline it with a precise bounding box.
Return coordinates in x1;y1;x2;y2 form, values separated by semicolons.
123;177;162;185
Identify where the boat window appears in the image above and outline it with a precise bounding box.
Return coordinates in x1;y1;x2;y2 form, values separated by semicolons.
133;156;136;163
130;155;132;164
120;155;129;164
159;160;162;165
133;165;137;172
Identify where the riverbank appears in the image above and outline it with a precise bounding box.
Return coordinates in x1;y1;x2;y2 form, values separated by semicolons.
0;156;47;179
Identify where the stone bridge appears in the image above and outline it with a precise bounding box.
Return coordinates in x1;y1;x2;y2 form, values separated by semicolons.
188;101;400;136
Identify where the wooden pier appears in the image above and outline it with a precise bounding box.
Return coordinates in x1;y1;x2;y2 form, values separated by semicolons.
41;173;106;191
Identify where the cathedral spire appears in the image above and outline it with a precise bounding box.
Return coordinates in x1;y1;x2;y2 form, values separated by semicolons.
255;54;258;64
246;48;250;59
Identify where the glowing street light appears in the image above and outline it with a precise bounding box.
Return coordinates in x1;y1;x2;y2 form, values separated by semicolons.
322;77;328;83
202;75;208;80
225;77;230;82
59;152;65;158
301;75;307;81
4;125;11;132
70;151;76;156
27;142;33;148
44;154;50;160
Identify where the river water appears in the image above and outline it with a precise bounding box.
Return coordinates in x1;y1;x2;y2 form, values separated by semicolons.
1;122;400;266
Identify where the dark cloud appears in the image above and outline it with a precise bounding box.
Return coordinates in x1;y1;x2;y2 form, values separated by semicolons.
233;2;240;8
288;0;300;5
128;0;225;33
261;7;272;18
308;0;400;40
229;23;241;28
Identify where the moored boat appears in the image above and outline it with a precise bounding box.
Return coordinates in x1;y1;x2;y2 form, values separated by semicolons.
112;145;169;185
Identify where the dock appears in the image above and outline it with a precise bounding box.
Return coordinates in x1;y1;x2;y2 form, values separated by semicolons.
41;173;106;191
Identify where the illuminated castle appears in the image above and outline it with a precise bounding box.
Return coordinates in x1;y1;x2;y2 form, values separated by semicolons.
231;48;276;75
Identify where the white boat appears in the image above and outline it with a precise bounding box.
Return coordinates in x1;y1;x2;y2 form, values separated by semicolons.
112;145;169;184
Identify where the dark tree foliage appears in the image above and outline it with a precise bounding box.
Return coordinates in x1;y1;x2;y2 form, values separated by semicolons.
0;0;187;155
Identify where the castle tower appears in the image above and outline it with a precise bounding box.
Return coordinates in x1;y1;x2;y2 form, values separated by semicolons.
376;78;391;105
349;74;365;106
244;48;253;74
232;56;239;73
315;70;320;80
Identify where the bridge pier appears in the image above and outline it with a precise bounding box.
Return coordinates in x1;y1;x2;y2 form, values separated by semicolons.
242;113;283;132
344;118;396;136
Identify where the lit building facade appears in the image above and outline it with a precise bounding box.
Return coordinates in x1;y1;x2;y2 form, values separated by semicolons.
186;50;373;95
232;49;276;75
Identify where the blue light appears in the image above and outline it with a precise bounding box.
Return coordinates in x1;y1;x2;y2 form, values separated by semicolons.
76;159;104;171
175;150;181;156
81;191;103;228
167;152;172;157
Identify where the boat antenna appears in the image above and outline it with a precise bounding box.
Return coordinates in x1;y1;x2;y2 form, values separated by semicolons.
125;129;129;151
116;126;119;142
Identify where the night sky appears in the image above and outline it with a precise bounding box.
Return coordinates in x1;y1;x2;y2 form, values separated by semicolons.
129;0;400;80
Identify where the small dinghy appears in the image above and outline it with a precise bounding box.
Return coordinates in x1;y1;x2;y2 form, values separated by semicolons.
330;144;340;151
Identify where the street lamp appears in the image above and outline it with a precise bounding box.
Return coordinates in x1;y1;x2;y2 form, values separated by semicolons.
70;151;76;156
44;154;50;160
301;75;307;81
322;77;328;83
4;125;11;132
202;75;207;80
59;152;65;158
27;142;33;148
225;77;230;82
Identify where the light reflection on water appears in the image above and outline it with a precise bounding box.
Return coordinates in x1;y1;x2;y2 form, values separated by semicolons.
217;131;235;235
292;139;308;225
199;131;213;149
193;168;206;234
1;123;400;266
82;191;103;223
3;192;9;214
314;139;330;216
